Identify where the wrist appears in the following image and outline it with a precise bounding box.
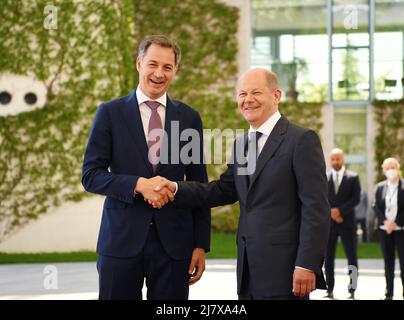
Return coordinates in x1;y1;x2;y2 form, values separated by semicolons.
135;177;146;194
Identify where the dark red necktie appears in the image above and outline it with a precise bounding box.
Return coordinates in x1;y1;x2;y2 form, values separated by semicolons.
145;101;163;173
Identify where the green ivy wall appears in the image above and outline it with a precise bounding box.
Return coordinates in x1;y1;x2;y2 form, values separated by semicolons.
373;99;404;182
0;0;326;238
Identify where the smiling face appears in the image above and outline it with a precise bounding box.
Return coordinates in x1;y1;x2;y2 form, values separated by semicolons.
236;69;282;129
136;44;177;99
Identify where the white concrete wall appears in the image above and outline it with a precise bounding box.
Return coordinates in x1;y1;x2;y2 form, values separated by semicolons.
366;104;379;230
320;103;335;173
0;196;103;253
220;0;251;75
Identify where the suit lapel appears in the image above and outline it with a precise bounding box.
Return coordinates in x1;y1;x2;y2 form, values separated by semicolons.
121;91;153;175
247;116;288;192
328;174;336;196
398;179;403;211
237;134;250;199
337;171;347;193
381;182;388;201
156;96;180;175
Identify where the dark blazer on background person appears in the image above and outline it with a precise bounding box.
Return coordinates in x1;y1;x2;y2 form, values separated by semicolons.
373;179;404;228
328;170;361;228
325;169;361;296
174;115;330;298
82;90;210;261
372;178;404;299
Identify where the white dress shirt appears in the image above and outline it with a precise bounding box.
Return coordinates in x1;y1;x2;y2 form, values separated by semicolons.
380;180;403;231
247;110;282;157
136;87;167;137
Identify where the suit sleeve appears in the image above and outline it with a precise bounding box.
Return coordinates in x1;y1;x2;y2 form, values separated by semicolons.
176;139;239;208
81;104;139;204
372;185;385;225
395;187;404;227
184;112;211;251
338;175;361;218
292;130;330;275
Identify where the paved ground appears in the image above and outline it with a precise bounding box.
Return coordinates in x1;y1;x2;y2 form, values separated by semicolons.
0;259;403;300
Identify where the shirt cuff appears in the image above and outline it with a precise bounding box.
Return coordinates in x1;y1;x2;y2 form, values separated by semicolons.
295;266;314;273
173;182;178;195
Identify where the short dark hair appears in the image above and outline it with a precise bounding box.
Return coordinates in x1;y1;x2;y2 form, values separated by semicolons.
138;35;181;67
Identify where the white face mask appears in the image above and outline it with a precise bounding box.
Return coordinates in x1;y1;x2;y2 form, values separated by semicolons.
385;169;399;181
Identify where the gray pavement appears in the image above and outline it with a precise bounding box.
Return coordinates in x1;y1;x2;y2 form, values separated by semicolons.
0;259;403;300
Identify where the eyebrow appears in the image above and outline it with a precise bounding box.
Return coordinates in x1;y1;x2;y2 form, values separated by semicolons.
238;88;261;93
148;59;174;67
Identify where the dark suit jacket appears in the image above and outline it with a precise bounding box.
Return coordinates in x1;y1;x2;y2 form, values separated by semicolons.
328;170;361;228
175;116;330;297
82;90;210;260
373;178;404;228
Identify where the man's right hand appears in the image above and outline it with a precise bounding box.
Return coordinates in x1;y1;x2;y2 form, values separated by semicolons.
151;178;177;208
331;208;343;223
135;176;174;209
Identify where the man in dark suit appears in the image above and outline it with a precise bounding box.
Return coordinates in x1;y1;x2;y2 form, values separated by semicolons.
324;148;361;299
154;68;330;300
82;35;210;300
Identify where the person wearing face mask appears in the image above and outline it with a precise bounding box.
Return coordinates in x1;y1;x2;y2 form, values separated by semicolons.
373;157;404;300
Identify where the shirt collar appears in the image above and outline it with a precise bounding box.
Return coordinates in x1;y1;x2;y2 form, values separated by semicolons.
387;180;399;188
248;110;281;137
332;166;345;177
136;87;167;107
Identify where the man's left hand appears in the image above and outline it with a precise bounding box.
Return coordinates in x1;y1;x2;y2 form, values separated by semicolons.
188;248;206;285
292;268;316;297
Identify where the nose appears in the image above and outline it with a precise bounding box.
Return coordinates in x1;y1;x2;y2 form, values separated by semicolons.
154;67;164;78
244;93;254;104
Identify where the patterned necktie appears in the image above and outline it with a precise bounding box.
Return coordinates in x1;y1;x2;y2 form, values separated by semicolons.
145;101;163;173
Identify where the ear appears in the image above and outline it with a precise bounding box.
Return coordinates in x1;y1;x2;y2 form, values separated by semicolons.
136;56;141;72
274;89;282;103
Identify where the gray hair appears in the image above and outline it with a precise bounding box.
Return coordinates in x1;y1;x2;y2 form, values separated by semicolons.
138;35;181;67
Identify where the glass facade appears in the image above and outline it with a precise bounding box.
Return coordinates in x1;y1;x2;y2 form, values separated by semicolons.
251;0;404;189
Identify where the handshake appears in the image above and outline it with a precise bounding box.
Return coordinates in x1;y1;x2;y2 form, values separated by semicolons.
135;176;177;209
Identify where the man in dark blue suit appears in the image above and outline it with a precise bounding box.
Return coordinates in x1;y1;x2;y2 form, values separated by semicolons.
324;148;361;299
82;35;210;300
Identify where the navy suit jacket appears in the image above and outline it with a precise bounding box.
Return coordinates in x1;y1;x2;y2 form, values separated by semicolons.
82;90;210;260
328;170;361;228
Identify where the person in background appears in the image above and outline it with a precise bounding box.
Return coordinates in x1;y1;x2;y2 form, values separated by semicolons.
325;148;361;299
355;191;368;243
373;157;404;300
